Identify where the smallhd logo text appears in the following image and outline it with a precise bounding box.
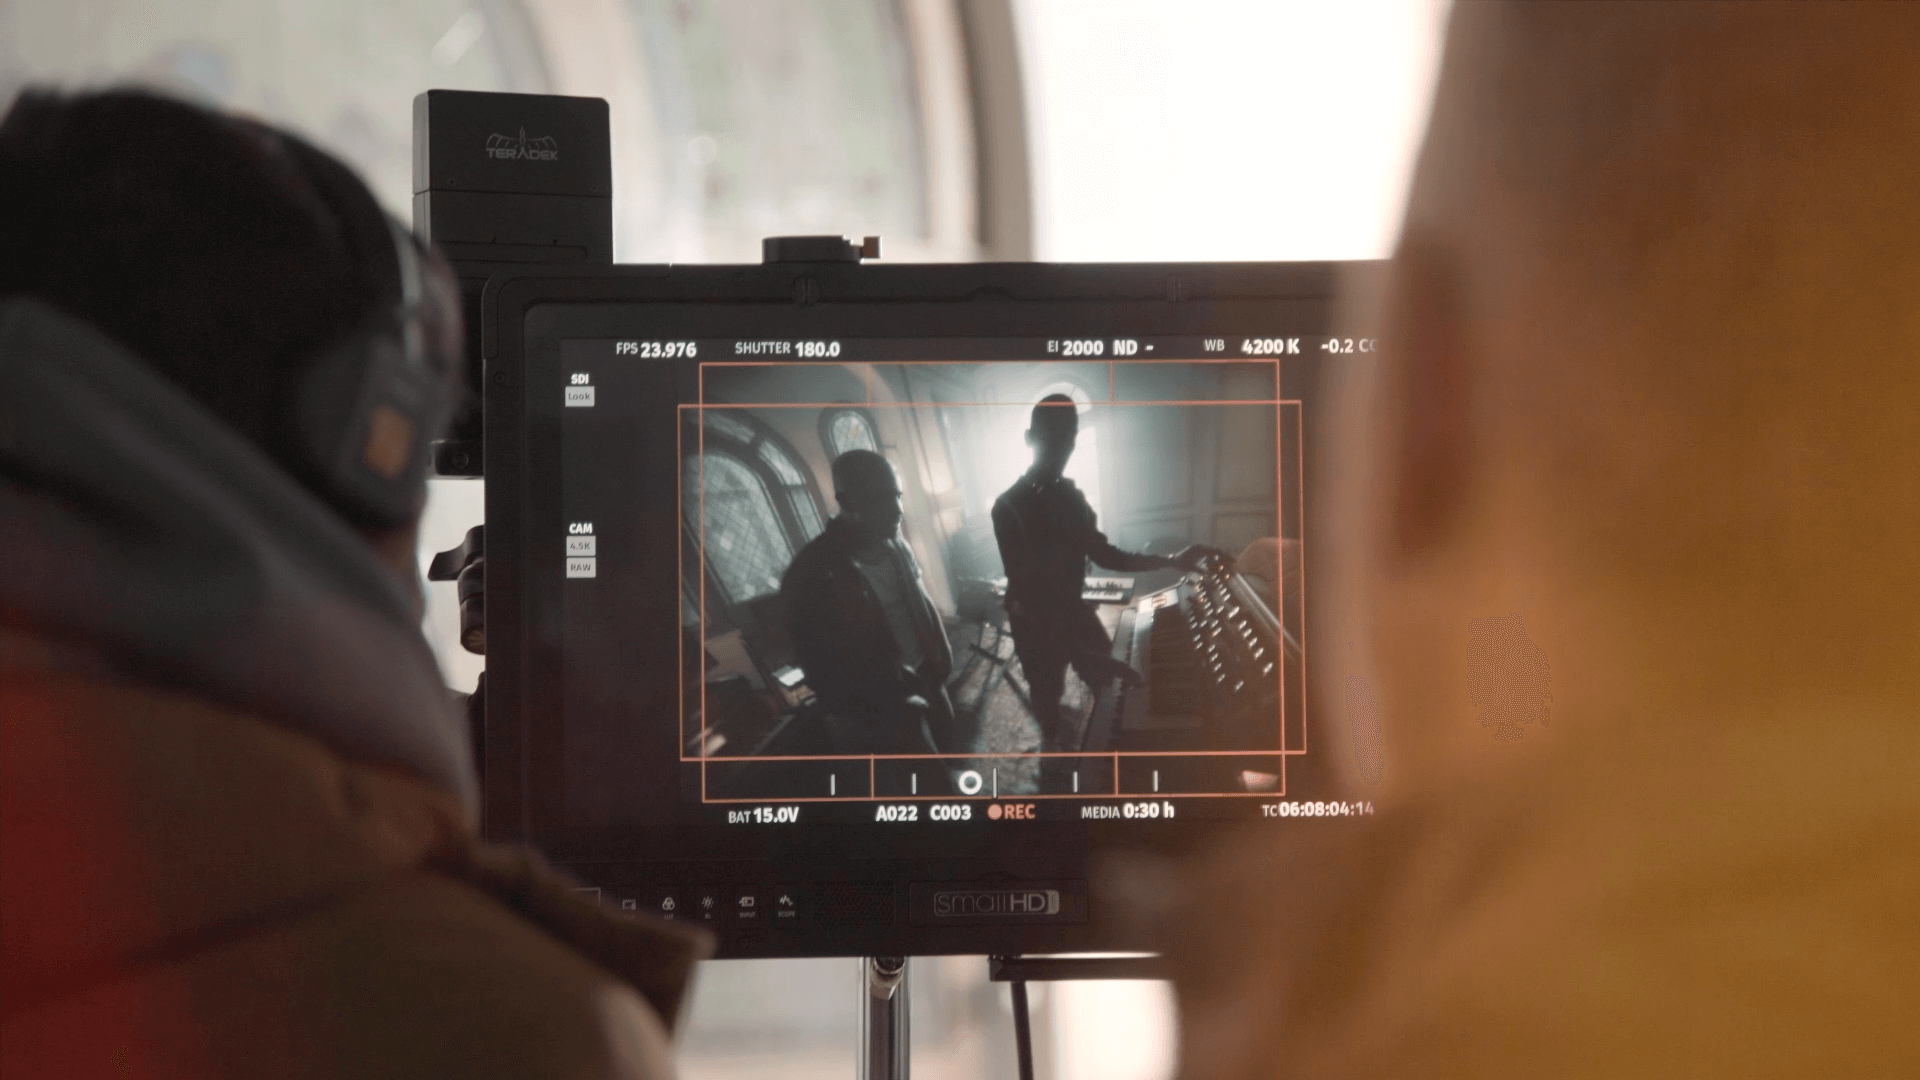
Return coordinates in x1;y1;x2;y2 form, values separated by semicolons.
486;127;558;162
932;888;1061;918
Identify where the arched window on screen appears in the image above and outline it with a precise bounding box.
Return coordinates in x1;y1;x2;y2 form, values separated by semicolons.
820;407;880;460
683;410;825;606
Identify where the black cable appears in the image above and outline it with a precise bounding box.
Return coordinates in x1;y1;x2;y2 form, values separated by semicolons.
1011;979;1035;1080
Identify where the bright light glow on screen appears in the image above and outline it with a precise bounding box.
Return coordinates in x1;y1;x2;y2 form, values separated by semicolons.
975;396;1105;526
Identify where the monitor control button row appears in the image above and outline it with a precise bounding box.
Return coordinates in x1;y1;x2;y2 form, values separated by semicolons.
617;885;811;928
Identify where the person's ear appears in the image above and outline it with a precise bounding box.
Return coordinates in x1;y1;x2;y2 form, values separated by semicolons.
1383;234;1471;565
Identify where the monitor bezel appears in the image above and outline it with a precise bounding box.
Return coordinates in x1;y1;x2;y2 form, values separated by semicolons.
480;260;1379;958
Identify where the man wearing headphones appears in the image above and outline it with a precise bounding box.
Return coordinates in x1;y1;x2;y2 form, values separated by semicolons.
0;90;706;1078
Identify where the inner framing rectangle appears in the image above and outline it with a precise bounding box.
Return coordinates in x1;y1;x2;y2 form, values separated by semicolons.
679;359;1304;801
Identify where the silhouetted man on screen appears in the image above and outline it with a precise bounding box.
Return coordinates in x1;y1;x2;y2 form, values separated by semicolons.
781;449;954;756
992;395;1229;749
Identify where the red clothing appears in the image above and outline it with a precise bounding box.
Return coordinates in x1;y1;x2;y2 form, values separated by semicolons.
1;633;709;1079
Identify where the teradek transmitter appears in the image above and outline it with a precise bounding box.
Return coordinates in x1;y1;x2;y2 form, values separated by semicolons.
416;89;1382;962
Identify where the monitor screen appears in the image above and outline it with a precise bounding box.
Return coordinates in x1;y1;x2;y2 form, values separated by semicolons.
485;263;1381;956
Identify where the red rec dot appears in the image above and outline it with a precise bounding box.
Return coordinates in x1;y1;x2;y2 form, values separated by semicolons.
987;803;1003;820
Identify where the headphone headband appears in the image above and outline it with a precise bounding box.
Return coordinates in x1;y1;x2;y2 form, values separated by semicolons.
288;213;456;528
385;214;430;372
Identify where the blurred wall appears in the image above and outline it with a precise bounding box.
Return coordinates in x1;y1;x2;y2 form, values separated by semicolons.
0;0;982;262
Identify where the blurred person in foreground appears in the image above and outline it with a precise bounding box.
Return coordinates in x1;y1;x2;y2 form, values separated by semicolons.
0;90;707;1078
1168;4;1920;1076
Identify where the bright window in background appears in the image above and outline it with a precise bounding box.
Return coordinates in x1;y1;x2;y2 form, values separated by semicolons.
622;0;928;261
1020;0;1449;263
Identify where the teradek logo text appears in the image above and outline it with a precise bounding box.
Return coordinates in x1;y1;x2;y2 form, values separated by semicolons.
486;127;559;162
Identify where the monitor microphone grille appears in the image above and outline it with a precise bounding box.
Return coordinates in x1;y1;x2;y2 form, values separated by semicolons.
815;882;896;927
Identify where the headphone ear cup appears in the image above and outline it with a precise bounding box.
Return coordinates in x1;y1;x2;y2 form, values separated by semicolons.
292;326;436;527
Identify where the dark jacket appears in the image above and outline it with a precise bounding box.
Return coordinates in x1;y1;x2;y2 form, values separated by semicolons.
779;517;953;720
0;299;708;1078
992;471;1164;637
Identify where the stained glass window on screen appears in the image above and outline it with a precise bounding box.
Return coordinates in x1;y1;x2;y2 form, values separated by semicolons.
756;438;822;539
825;410;878;457
685;451;793;603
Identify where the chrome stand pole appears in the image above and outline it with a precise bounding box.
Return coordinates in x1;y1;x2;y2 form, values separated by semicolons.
858;956;910;1080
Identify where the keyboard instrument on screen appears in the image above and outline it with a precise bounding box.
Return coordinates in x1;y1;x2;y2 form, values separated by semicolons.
1083;568;1298;752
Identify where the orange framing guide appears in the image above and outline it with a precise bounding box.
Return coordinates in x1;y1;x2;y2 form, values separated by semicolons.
680;357;1304;802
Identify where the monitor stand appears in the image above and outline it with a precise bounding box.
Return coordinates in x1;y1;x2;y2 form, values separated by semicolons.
857;953;1170;1079
860;956;910;1079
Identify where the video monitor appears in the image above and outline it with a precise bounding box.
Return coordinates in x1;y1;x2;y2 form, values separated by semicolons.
481;261;1381;957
